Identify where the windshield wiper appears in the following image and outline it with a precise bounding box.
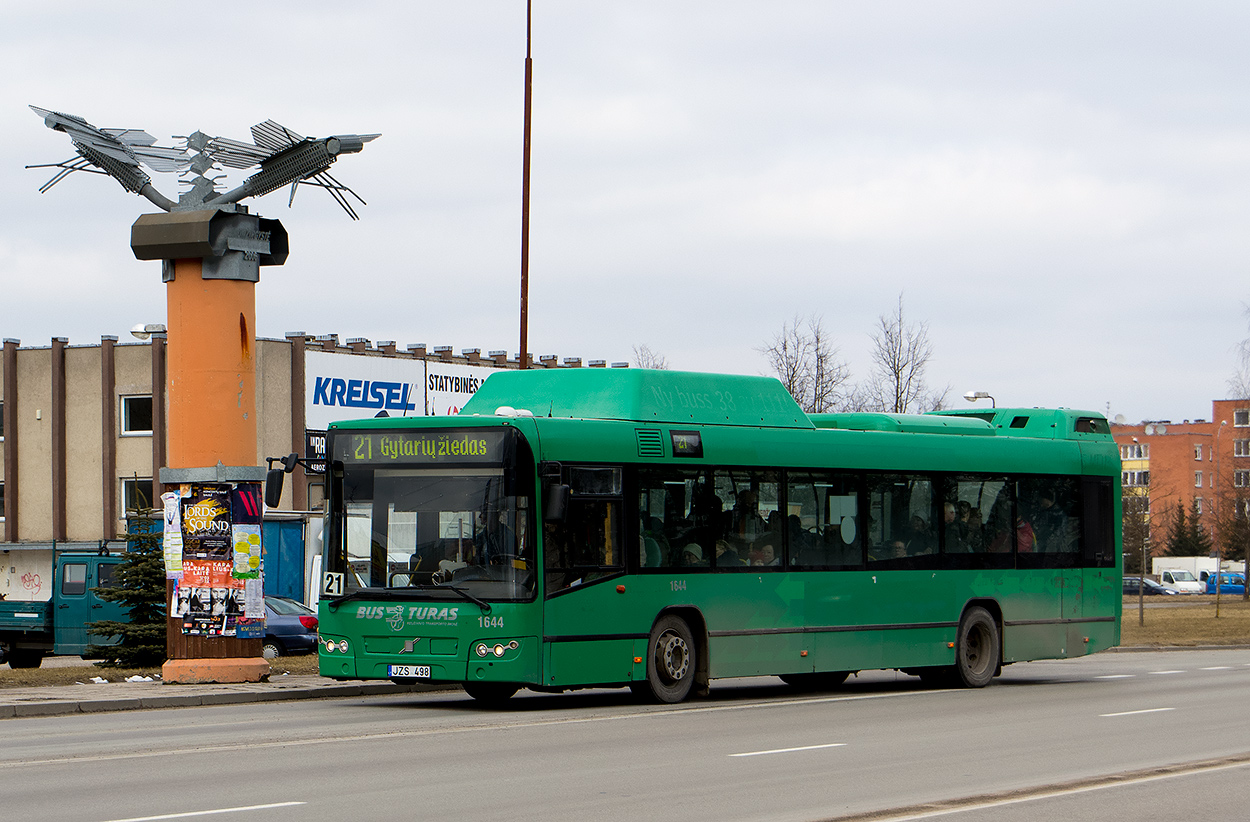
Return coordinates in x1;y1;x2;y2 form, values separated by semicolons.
440;585;492;614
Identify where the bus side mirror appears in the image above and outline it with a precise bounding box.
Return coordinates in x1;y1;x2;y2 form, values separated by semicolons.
265;468;285;508
264;452;300;508
544;483;570;523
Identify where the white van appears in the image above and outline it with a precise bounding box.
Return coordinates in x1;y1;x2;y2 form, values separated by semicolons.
1159;569;1204;594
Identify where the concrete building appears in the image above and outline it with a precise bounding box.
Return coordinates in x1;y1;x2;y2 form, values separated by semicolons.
0;333;623;604
1111;399;1250;557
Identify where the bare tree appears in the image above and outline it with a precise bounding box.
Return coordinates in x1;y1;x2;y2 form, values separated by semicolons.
631;344;669;370
760;316;812;405
807;318;851;413
1229;302;1250;399
857;293;947;414
758;314;850;413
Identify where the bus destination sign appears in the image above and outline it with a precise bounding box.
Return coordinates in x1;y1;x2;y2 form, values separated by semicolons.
335;429;509;465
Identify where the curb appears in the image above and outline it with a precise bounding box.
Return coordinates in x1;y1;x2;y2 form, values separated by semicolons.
0;680;451;720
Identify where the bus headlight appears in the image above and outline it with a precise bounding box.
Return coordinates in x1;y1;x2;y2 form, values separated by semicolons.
475;640;520;658
321;637;350;654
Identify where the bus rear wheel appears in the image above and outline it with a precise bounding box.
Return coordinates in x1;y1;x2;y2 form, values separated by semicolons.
640;615;696;704
463;682;519;704
953;606;1000;688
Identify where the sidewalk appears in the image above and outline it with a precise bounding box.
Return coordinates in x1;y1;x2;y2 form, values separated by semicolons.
0;674;448;719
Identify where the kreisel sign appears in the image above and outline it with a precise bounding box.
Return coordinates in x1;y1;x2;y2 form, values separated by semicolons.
305;350;501;430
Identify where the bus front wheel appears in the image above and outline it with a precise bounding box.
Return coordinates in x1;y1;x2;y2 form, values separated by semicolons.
953;606;1000;688
640;615;696;703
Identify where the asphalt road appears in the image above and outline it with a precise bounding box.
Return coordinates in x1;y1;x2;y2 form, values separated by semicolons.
2;649;1249;822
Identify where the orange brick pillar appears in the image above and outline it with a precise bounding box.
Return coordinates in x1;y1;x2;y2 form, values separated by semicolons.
165;265;257;468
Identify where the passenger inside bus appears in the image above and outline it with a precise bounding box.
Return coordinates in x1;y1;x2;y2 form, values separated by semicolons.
752;542;781;566
714;538;746;566
730;489;766;542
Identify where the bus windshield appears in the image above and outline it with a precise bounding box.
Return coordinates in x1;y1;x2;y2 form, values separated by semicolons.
340;466;534;601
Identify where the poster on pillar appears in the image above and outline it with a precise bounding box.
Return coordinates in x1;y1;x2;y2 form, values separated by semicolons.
178;560;233;636
181;484;233;560
161;490;184;579
170;481;266;636
231;483;263;580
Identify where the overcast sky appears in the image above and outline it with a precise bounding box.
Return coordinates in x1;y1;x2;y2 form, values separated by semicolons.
4;2;1248;425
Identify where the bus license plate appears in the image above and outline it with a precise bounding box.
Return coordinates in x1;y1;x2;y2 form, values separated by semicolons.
388;665;431;679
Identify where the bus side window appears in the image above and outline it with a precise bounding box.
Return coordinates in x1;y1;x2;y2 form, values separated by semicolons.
1017;476;1080;569
787;471;860;568
545;466;624;595
1080;477;1115;568
636;467;725;570
867;474;938;567
714;469;780;568
940;477;1010;567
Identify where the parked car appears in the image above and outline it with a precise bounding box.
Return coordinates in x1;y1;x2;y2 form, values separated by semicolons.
1123;577;1178;596
263;596;318;659
1158;569;1204;594
1204;573;1247;596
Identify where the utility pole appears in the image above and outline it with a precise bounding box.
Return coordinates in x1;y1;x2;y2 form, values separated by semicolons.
519;0;533;369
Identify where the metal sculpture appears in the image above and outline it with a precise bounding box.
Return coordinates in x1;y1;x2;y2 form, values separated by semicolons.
26;105;380;683
27;106;379;219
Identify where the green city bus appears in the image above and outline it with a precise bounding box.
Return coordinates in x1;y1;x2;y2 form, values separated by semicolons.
305;369;1121;704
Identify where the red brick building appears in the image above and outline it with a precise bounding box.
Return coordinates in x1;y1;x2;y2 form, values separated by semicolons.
1112;399;1250;557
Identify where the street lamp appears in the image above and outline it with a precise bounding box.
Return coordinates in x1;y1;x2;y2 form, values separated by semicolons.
1129;437;1147;626
130;323;166;341
963;390;995;407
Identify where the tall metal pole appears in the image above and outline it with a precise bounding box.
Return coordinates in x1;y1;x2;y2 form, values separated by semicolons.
519;0;533;369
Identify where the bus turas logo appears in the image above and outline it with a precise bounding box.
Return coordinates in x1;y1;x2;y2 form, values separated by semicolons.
355;604;460;630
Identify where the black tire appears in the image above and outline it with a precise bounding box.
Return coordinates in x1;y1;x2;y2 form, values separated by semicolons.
953;606;1000;688
262;640;283;660
779;671;850;691
641;615;697;703
7;649;44;669
463;682;519;704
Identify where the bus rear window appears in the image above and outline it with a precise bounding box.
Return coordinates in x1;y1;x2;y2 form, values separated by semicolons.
1074;417;1109;434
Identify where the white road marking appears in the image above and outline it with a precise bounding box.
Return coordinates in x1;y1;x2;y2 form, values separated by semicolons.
1201;666;1232;670
1148;670;1185;675
1100;708;1174;718
1095;674;1134;679
730;742;847;757
101;803;305;822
